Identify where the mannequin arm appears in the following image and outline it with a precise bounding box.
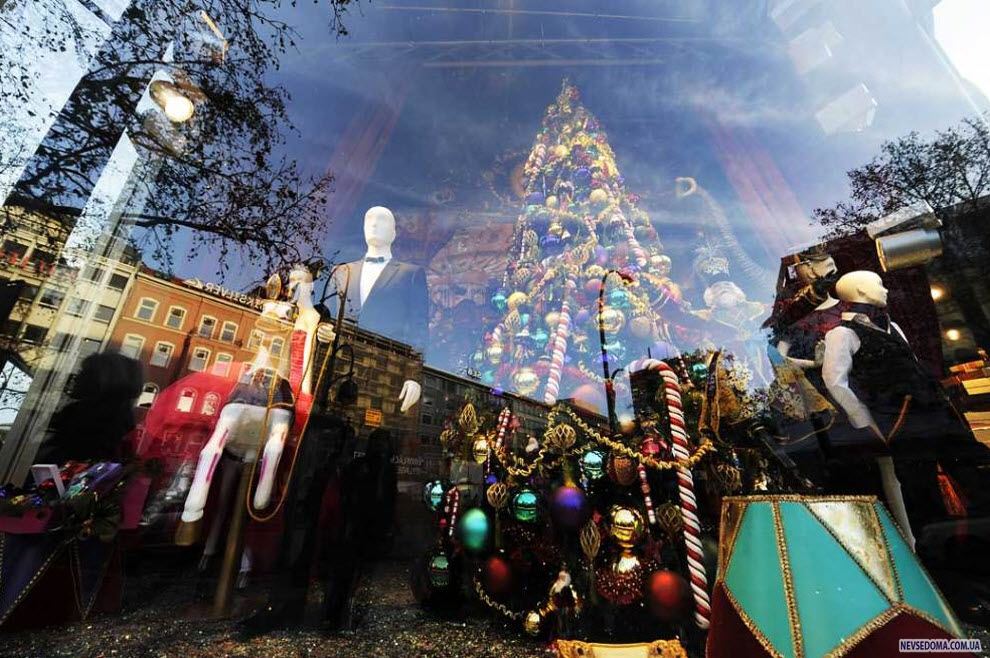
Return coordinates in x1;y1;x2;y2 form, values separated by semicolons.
822;327;878;431
398;379;421;413
252;410;293;509
181;420;233;523
777;339;815;369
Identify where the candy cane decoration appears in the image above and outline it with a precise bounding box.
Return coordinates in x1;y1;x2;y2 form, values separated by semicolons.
543;280;575;404
444;487;461;540
495;407;512;451
618;214;647;268
629;358;711;630
637;464;657;525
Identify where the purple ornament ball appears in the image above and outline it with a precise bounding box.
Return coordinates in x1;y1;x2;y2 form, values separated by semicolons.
550;484;590;529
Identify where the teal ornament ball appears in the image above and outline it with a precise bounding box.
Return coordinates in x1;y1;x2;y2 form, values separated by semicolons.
423;480;446;512
580;450;606;480
608;288;630;308
511;488;539;523
428;552;451;588
532;327;549;346
690;362;708;383
458;508;491;553
491;291;508;311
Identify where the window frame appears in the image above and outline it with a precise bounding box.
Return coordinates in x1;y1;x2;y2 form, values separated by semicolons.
134;297;159;322
165;305;187;330
212;352;233;376
136;383;159;408
189;346;211;372
150;341;175;368
119;333;145;360
219;320;238;343
197;315;217;339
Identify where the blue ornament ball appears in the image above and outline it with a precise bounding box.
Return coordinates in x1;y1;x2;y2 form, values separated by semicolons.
423;480;446;512
458;508;491;553
551;484;590;529
580;450;606;480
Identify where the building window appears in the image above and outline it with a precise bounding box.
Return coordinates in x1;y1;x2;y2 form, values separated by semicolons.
201;392;220;416
79;338;100;358
83;266;106;282
150;342;175;368
22;324;47;344
107;273;129;291
198;315;217;338
165;306;186;330
176;388;197;413
18;284;38;301
247;329;263;350
212;352;233;376
119;334;144;359
137;383;159;408
270;336;285;358
189;346;210;372
93;304;115;323
37;287;64;308
1;240;27;261
135;298;158;322
220;321;238;343
64;298;90;317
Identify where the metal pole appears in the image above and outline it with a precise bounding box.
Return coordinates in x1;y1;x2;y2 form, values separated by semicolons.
212;459;253;616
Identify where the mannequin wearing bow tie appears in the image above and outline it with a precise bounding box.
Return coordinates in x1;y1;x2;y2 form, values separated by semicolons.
334;206;426;413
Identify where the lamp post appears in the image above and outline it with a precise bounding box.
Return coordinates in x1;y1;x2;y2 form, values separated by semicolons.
597;269;633;434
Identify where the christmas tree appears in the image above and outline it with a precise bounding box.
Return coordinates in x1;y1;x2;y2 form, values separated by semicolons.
474;80;687;413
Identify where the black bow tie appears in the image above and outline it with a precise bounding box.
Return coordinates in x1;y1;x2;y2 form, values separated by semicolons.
365;256;387;264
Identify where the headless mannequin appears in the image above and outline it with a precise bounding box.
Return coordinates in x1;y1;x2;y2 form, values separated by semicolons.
822;271;915;549
776;255;840;369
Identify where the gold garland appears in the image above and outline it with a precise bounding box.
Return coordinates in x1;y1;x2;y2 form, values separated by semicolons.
473;578;524;620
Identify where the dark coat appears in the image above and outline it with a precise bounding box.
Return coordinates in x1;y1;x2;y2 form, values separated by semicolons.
332;259;429;351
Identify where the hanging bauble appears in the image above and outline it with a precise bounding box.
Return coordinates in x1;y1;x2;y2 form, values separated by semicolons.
580;520;601;562
712;461;743;494
596;553;645;605
573;167;592;187
506;291;528;311
523;610;543;636
593;246;609;266
511;488;539;523
550;484;590;529
574;308;590;325
545;195;559;208
544;311;560;329
514;326;533;343
646;569;691;622
583;277;601;297
607;505;645;549
640;435;661;458
486;481;509;510
656;502;683;538
491;291;508;311
423;480;446;512
589;188;608;205
553;144;569;159
579;450;606;480
511;367;540;396
458;508;491;554
519;312;531;327
482;555;514;597
428;552;452;589
603;339;626;362
599;307;625;333
531;327;550;346
486;343;503;365
690;362;708;385
608;453;638;486
649;253;672;276
608;288;631;308
472;437;490;464
629;315;653;339
533;359;550;377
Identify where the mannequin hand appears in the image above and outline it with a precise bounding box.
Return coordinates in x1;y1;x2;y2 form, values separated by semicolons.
316;322;335;344
398;379;422;413
868;423;887;444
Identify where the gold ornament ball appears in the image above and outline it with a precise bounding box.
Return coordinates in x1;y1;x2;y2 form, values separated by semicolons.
553;144;570;159
545;195;558;208
630;315;653;338
472;437;490;464
544;311;560;329
589;188;608;205
512;367;540;396
650;254;672;277
486;343;504;364
608;505;645;549
506;291;528;311
586;264;606;279
600;307;626;333
608;453;638;486
523;610;543;636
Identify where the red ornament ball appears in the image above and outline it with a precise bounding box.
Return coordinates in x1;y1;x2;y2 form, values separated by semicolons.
482;555;514;597
646;569;691;621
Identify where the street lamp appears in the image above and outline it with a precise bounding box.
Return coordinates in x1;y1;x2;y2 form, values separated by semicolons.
597;268;634;433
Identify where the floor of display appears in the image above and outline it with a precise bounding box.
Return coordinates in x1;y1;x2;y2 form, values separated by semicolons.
0;558;546;658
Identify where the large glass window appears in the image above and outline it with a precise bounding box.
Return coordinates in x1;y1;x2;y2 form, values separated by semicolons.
135;298;158;322
149;342;174;368
165;306;186;330
188;347;211;372
119;334;144;360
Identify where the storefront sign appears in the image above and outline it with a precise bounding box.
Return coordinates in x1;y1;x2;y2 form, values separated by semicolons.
364;408;383;427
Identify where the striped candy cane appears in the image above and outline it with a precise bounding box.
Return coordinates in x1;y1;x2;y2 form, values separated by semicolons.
495;407;512;451
543;280;575;404
618;214;647;268
629;358;711;630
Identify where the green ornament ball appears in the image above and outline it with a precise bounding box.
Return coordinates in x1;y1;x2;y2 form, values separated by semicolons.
458;508;491;553
608;288;630;308
428;552;451;589
491;291;508;311
423;480;445;512
580;450;606;480
690;362;708;382
511;488;539;523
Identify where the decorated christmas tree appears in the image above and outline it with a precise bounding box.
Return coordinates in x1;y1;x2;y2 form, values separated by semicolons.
473;80;688;412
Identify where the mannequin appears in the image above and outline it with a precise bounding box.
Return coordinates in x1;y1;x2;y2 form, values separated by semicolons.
178;264;333;534
822;271;931;549
333;206;427;413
